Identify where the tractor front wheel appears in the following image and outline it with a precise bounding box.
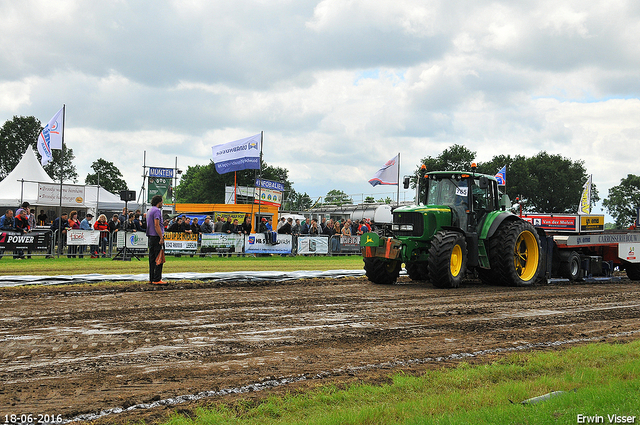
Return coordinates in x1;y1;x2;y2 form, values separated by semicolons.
364;257;401;285
428;231;467;288
406;262;429;281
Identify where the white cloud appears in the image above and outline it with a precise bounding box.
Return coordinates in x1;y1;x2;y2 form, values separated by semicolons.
0;0;639;216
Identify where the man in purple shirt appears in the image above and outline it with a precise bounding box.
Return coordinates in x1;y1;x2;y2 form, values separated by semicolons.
146;195;166;285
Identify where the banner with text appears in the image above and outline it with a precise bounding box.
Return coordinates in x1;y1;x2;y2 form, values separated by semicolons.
116;231;149;249
164;232;198;252
297;236;329;254
0;230;51;251
67;230;101;246
254;188;282;207
245;234;292;254
37;183;86;206
201;233;244;252
148;177;172;204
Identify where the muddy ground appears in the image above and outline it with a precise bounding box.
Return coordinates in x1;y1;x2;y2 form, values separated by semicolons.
2;276;640;424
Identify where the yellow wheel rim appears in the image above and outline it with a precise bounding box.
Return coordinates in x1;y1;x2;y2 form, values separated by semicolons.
450;244;462;277
514;230;539;281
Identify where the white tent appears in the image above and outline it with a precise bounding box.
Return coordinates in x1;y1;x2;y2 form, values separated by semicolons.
0;146;138;214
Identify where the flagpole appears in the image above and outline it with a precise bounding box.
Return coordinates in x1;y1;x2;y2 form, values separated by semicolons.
257;131;263;228
57;104;66;257
396;152;400;206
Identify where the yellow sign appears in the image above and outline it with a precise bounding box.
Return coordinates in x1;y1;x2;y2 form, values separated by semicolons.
213;212;248;223
164;232;198;241
579;215;604;232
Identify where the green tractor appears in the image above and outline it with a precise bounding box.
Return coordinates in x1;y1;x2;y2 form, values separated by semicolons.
360;166;542;288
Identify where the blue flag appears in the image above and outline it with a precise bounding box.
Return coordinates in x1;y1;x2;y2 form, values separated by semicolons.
212;133;261;174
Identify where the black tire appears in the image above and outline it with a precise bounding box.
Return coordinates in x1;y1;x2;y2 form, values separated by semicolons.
558;251;582;281
364;257;401;285
624;261;640;281
487;220;541;287
427;231;467;288
406;262;428;281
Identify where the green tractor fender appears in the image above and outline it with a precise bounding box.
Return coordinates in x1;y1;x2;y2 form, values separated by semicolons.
479;211;520;240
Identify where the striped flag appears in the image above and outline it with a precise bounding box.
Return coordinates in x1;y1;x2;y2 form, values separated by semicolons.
37;107;64;166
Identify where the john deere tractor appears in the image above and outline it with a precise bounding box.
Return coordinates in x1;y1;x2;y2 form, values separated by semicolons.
360;166;542;288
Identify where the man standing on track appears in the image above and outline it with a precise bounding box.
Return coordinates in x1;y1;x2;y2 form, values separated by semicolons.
146;195;166;285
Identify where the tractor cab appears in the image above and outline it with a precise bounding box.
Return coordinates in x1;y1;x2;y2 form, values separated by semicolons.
420;168;500;234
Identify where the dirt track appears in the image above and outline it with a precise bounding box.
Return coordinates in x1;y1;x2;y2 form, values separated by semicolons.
2;276;640;424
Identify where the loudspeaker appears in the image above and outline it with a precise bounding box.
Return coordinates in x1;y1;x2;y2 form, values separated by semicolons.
120;190;136;201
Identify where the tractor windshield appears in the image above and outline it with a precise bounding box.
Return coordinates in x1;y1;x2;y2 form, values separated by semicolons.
426;178;468;209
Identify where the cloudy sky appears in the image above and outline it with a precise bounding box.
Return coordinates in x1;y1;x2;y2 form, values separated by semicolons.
1;0;639;214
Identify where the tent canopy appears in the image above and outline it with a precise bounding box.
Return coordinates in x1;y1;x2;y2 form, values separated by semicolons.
0;146;138;213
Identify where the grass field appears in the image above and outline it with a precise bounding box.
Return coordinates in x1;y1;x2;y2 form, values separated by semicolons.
0;255;365;276
163;340;640;425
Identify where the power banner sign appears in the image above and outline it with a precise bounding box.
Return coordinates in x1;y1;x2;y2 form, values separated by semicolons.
201;234;244;253
244;234;293;254
164;232;198;253
0;230;50;250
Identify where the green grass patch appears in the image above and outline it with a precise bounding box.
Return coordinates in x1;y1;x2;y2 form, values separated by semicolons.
161;340;640;425
0;255;364;276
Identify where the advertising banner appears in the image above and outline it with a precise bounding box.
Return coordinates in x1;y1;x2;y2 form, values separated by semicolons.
579;215;605;232
0;230;51;251
201;233;244;252
148;177;172;204
619;243;640;263
164;232;198;252
213;212;248;223
255;178;286;192
212;133;261;174
37;183;86;206
297;236;329;255
339;235;361;253
522;215;578;232
67;230;101;246
116;231;149;249
149;167;174;178
254;188;282;207
245;234;292;254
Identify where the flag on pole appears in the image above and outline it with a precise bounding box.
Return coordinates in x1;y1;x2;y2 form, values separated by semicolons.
37;107;64;166
211;133;261;174
578;174;592;215
368;154;399;187
495;166;506;186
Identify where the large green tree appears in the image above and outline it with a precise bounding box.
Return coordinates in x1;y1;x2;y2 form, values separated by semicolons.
43;148;79;183
602;174;640;227
0;115;78;183
0;116;42;179
175;161;293;204
85;159;128;193
324;189;352;206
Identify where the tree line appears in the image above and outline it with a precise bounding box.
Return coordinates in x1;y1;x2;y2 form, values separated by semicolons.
1;116;638;226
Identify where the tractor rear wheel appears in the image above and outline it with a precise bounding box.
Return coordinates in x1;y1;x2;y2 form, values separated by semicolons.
488;220;541;287
427;231;467;288
406;262;429;281
558;251;582;281
364;257;401;284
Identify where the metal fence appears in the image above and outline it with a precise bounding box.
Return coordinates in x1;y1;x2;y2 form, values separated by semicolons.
0;230;364;259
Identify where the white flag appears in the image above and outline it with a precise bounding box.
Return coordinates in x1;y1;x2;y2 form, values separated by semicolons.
368;154;399;186
37;107;64;166
578;175;592;215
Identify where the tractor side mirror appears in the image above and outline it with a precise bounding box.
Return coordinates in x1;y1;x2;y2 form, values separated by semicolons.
479;176;489;189
403;176;410;189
